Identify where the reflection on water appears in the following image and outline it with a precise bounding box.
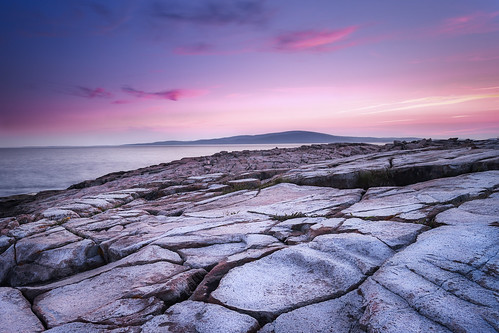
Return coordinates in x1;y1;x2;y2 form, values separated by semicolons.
0;144;301;197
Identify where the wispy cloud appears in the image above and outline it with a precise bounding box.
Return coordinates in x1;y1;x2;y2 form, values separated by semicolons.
173;42;251;55
151;0;269;26
111;99;133;105
409;48;499;64
357;94;499;115
474;86;499;91
271;26;359;52
56;86;112;98
75;86;113;98
122;85;207;101
437;11;499;35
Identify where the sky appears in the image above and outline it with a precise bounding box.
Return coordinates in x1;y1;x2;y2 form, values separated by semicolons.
0;0;498;147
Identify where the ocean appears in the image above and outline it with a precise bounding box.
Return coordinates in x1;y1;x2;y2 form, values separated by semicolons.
0;144;302;198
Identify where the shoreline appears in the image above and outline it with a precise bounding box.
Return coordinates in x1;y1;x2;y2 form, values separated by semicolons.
0;138;498;331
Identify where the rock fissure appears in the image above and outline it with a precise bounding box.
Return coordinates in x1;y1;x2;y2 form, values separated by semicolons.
368;278;455;332
1;140;498;332
406;265;491;308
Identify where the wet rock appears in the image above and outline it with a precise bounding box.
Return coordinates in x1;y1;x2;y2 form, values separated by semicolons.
141;300;260;333
0;287;44;333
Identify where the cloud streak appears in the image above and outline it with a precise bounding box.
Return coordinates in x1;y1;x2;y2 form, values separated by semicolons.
151;0;268;26
55;86;112;98
75;86;113;98
271;26;359;52
437;11;499;35
122;86;207;101
356;94;499;115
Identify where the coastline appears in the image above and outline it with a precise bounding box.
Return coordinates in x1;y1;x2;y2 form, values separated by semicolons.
0;138;498;332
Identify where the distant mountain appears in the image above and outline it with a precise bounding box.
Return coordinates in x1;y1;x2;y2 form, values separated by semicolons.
128;131;420;146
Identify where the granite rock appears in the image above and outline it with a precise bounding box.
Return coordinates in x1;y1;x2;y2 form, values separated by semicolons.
0;139;498;332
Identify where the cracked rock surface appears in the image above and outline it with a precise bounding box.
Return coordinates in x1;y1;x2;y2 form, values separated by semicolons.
0;139;498;332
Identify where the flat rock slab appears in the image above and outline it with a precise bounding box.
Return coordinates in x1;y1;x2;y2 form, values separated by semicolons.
44;322;139;333
211;233;393;322
19;244;183;301
366;225;499;332
359;278;452;333
141;300;259;333
260;290;364;333
436;194;499;226
343;171;499;221
8;225;104;286
283;148;499;188
186;183;363;218
0;287;44;333
338;218;429;249
32;261;205;328
2;141;498;332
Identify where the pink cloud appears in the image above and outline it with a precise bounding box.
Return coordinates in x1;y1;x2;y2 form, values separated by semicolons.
438;11;499;35
272;26;358;51
121;86;208;101
111;99;133;104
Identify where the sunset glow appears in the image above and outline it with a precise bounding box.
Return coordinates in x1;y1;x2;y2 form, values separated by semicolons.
1;0;498;147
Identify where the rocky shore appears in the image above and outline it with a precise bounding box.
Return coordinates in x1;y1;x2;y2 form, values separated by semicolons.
1;138;498;332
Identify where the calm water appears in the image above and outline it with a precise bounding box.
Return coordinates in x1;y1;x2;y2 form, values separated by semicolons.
0;144;301;197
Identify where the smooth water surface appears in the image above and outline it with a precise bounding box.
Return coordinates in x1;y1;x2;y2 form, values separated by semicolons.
0;144;301;197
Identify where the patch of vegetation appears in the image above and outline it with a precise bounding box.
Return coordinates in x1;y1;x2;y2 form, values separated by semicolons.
56;216;71;224
270;212;307;222
357;169;393;189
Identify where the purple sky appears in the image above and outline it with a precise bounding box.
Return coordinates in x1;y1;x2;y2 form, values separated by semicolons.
1;0;498;147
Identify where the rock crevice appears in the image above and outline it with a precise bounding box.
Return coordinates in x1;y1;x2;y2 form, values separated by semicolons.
0;139;498;332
